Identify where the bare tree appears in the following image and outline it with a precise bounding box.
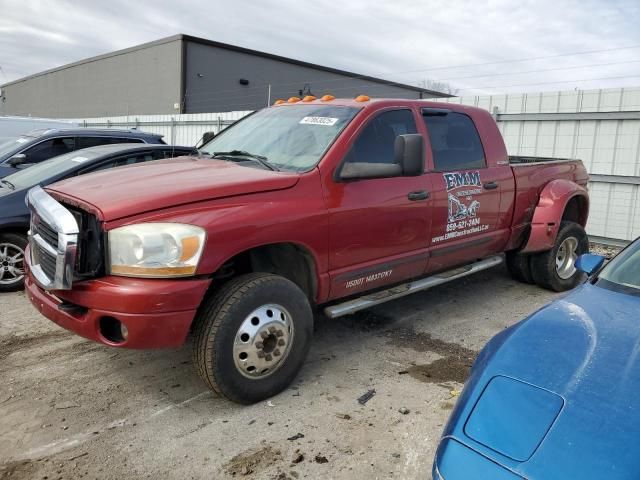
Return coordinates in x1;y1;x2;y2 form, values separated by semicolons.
419;79;459;96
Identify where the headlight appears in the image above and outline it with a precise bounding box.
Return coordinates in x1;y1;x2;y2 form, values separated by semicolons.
108;223;206;278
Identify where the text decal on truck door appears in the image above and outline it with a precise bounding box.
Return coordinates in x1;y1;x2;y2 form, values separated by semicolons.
432;171;489;243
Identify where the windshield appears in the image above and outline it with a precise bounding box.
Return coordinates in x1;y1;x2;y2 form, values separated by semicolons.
199;105;360;171
597;238;640;294
2;149;100;190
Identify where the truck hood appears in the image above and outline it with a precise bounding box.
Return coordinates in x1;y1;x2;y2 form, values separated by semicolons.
45;157;300;221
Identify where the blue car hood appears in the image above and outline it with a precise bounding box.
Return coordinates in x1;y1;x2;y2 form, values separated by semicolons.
447;282;640;479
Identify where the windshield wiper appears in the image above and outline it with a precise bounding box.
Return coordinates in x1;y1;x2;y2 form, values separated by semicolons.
0;179;15;190
212;150;279;171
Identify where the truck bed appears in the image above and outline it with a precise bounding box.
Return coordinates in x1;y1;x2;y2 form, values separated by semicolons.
507;156;589;250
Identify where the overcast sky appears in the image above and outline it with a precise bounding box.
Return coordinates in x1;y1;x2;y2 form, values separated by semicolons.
1;0;639;96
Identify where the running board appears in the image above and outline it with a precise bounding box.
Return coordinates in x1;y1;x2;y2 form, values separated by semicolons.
323;255;503;318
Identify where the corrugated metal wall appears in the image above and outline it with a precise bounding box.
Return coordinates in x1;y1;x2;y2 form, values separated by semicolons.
75;86;640;243
443;87;640;243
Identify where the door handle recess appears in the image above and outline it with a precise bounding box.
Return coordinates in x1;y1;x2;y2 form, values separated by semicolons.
408;190;430;201
483;181;499;190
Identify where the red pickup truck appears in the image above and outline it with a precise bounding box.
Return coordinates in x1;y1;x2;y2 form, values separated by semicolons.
24;96;589;403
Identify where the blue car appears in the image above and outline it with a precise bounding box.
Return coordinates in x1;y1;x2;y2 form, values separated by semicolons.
433;239;640;480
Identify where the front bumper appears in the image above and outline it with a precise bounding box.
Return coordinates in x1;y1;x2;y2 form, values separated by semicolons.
25;260;211;348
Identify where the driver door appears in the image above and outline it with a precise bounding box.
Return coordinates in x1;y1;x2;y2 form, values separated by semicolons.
323;108;433;300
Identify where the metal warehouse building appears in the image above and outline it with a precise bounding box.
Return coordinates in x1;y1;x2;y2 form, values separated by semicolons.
0;34;446;118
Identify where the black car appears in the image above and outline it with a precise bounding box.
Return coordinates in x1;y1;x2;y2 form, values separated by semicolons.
0;128;166;178
0;143;196;291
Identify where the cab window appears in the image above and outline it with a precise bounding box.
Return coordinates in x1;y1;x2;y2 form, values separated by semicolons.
75;137;144;149
422;111;486;171
81;152;154;174
24;137;75;163
345;109;417;165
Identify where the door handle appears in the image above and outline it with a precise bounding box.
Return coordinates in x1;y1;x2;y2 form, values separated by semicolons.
483;181;499;190
408;190;430;201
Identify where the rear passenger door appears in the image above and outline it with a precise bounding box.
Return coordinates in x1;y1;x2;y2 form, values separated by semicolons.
421;109;504;270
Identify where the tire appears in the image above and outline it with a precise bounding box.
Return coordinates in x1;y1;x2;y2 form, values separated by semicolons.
0;233;28;292
530;221;589;292
193;273;313;404
505;251;534;284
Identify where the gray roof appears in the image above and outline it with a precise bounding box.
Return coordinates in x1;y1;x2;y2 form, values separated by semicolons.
1;34;450;98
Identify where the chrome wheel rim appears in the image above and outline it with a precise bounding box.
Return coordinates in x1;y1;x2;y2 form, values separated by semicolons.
0;243;25;286
233;304;294;379
556;237;578;280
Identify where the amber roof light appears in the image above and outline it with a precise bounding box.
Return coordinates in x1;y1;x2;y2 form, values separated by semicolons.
355;95;370;102
273;99;285;105
288;97;301;103
302;95;317;102
320;95;335;101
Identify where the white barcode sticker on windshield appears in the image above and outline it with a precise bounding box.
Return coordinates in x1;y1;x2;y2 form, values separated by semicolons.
299;116;339;126
70;156;89;163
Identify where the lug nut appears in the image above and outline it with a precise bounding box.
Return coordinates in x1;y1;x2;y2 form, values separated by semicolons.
268;326;276;334
277;339;285;346
273;349;281;356
257;351;265;358
275;330;284;337
260;331;269;339
265;354;273;361
255;341;264;349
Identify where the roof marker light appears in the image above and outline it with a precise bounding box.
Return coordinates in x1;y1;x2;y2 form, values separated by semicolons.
302;95;317;102
288;96;301;103
321;95;335;101
274;99;286;105
355;95;370;102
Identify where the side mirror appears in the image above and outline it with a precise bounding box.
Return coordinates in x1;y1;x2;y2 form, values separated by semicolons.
7;154;27;167
575;254;605;276
394;134;424;176
339;162;403;180
201;131;216;144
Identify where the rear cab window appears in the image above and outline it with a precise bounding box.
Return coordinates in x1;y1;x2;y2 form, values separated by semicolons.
422;110;486;171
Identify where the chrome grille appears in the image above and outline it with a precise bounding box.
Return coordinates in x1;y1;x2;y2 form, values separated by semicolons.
32;241;57;279
27;186;79;290
33;219;58;248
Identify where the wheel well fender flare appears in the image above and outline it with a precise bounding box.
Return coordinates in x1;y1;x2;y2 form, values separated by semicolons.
520;180;589;254
208;242;321;303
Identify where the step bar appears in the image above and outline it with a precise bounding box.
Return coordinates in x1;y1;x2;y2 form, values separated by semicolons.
323;255;504;318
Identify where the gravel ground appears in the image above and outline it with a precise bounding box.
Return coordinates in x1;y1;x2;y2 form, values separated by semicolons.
589;242;622;259
0;265;560;480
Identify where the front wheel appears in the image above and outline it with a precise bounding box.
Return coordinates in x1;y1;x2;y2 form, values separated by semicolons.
0;233;27;292
193;273;313;404
530;221;589;292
